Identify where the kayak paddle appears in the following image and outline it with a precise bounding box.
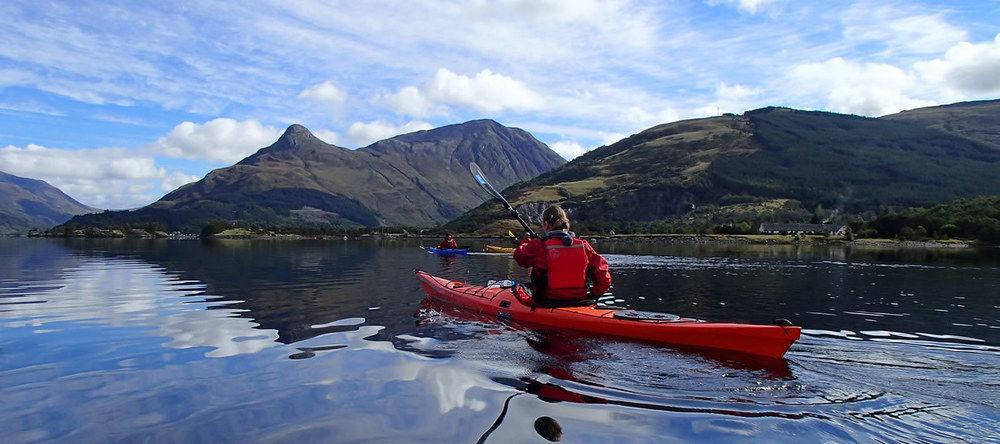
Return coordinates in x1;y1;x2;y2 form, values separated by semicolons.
469;162;537;238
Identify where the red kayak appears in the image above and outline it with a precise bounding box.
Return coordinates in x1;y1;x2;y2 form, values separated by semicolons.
415;271;801;359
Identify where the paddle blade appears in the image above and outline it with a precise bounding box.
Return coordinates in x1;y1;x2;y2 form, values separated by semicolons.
469;162;501;198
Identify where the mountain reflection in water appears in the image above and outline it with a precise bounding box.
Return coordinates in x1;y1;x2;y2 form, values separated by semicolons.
0;238;997;442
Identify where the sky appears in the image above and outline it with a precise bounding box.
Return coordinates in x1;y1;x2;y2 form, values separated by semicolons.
0;0;998;209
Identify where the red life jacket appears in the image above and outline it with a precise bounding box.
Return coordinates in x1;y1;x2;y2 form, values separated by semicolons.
543;235;588;298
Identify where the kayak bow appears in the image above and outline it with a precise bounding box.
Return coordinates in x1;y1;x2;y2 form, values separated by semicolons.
415;271;800;359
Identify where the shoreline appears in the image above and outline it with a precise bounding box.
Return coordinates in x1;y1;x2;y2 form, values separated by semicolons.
17;231;980;249
580;234;976;249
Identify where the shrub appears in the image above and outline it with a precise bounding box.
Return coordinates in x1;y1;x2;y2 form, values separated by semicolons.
200;220;231;237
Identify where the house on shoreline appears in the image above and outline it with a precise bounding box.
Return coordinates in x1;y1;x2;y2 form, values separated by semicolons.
759;223;848;236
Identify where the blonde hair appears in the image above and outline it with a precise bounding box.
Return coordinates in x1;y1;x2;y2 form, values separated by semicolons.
542;205;570;230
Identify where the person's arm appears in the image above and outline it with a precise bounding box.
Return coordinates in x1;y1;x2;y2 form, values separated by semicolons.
585;242;611;296
513;237;539;268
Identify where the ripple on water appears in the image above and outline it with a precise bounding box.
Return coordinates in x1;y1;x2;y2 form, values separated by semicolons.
2;239;998;442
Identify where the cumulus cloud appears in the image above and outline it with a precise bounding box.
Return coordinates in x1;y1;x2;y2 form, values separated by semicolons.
549;141;588;160
311;129;340;145
694;82;763;116
385;68;541;116
161;171;200;192
915;33;1000;95
621;106;681;129
0;144;169;208
787;57;933;116
383;86;439;117
153;118;282;163
346;120;433;147
297;80;347;107
785;33;1000;116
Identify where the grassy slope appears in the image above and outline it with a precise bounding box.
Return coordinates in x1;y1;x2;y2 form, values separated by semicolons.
448;106;1000;235
881;99;1000;150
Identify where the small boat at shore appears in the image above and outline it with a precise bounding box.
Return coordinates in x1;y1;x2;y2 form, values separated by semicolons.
425;247;469;255
484;245;515;254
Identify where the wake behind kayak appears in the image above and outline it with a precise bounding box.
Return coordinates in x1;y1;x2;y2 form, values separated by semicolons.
414;270;801;359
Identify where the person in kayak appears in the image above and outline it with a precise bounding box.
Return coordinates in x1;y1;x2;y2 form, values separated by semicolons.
437;233;458;250
513;205;611;304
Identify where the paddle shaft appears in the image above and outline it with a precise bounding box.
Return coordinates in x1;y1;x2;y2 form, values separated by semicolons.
500;198;537;238
469;162;538;238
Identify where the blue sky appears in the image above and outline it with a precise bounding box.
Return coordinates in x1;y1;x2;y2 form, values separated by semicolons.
1;0;998;209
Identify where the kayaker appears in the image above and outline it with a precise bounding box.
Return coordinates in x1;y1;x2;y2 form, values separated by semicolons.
437;233;458;250
513;205;611;303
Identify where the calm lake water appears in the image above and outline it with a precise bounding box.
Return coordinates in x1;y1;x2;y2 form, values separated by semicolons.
1;237;997;443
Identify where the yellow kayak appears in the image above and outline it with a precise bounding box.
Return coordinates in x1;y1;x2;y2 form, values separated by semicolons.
485;245;515;254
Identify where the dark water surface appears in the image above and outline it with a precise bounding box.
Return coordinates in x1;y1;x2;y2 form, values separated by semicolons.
1;238;997;443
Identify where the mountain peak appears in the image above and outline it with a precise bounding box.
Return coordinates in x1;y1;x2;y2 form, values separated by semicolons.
257;124;327;154
279;124;317;142
377;119;515;146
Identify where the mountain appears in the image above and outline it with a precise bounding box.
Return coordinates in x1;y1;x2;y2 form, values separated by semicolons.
448;104;1000;235
882;99;1000;150
61;120;565;232
0;171;96;234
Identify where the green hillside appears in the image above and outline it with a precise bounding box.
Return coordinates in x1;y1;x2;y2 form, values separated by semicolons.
882;99;1000;150
448;104;1000;235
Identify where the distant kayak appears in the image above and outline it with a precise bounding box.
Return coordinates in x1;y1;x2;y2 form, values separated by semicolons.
484;245;515;254
425;247;469;255
415;271;800;359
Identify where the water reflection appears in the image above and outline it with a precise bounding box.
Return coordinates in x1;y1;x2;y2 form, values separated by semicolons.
0;246;278;359
0;238;997;442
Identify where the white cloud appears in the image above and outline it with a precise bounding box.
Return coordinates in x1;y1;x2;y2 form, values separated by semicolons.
346;120;433;147
383;86;439;117
385;68;541;116
841;5;968;55
915;33;1000;95
621;106;682;128
549;141;588;160
426;69;541;112
311;129;340;145
89;113;150;126
785;33;1000;116
787;57;934;116
0;1;662;119
297;80;347;107
0;101;65;116
0;144;169;208
601;132;626;145
153;118;282;163
694;82;763;116
161;171;200;192
708;0;777;14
